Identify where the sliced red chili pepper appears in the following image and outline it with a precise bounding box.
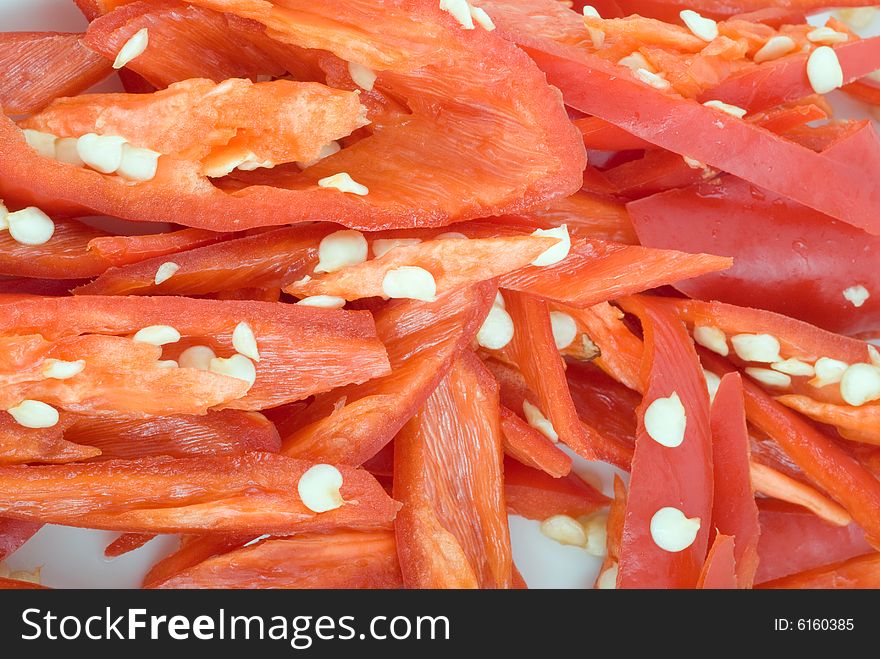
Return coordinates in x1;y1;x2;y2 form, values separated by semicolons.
1;409;99;465
143;533;248;588
0;518;41;560
0;32;111;115
565;361;638;470
697;533;737;589
0;453;397;534
24;78;368;177
499;405;572;479
701;351;880;546
703;31;880;111
659;297;872;367
480;0;880;233
628;176;880;334
561;302;643;392
596;475;626;588
616;296;713;589
0;295;390;414
751;459;851;526
603;149;709;199
503;457;608;521
285;234;558;302
83;0;287;86
2;0;584;232
775;395;880;445
754;499;871;584
150;530;402;589
87;227;232;267
105;532;155;558
77;225;324;296
758;552;880;589
502;291;602;460
66;410;280;460
0;220;108;280
574;116;654;151
709;373;760;588
394;351;512;589
500;190;637;245
282;283;494;465
499;237;732;307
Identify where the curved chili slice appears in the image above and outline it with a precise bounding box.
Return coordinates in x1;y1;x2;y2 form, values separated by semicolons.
499;405;572;479
1;0;584;231
282;283;494;465
0;295;390;415
143;533;249;588
77;225;324;296
83;0;287;86
285;234;558;302
709;373;760;588
0;453;397;534
0;410;99;465
697;533;737;589
0;32;111;115
394;351;512;589
151;530;403;588
0;220;109;279
616;296;713;589
67;409;280;459
701;351;880;546
757;552;880;589
503;457;608;521
87;228;232;267
499;237;731;307
105;532;155;558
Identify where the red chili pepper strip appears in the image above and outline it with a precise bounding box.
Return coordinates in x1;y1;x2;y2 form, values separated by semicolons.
500;406;572;479
143;533;249;588
503;458;608;521
0;295;390;414
105;533;156;558
78;226;321;297
87;228;232;268
0;453;398;535
616;296;713;589
697;534;738;589
150;531;403;589
702;351;880;546
83;0;287;87
500;238;732;308
66;410;281;460
709;373;760;588
0;32;111;115
394;351;512;589
757;552;880;589
0;220;109;280
282;283;494;465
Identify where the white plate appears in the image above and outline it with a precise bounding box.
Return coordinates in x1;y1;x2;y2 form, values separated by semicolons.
2;1;876;589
